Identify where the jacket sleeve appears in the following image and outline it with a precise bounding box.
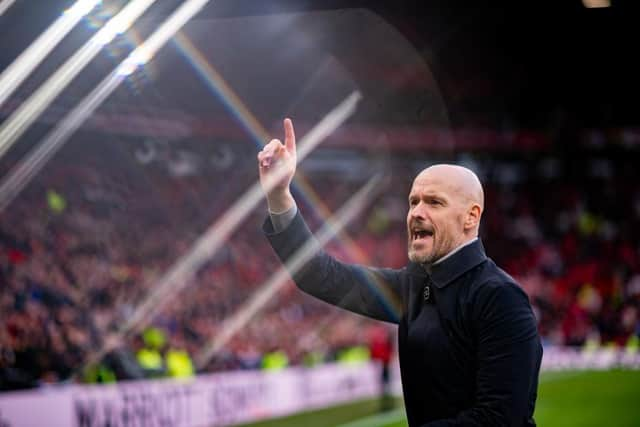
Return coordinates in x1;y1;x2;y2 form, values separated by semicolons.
423;282;541;427
263;211;404;324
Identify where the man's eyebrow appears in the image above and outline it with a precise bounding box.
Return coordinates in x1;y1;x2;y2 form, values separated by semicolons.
408;193;447;201
424;192;439;197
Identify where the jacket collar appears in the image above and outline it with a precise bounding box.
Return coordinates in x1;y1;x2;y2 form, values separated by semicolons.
406;239;487;288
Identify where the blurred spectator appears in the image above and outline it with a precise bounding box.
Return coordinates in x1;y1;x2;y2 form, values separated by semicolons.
1;132;639;391
368;325;394;412
136;328;167;378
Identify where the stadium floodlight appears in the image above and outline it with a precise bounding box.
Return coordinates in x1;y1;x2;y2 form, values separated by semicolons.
0;0;157;161
194;174;381;369
75;92;361;371
0;0;17;17
0;0;102;107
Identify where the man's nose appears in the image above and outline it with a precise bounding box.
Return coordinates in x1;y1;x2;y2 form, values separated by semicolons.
410;203;427;220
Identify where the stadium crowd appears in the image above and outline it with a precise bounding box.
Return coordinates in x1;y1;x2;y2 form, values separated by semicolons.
1;133;639;391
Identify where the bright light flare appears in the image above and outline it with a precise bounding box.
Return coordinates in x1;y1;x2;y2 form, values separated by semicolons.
0;0;157;160
92;8;147;46
0;0;216;161
0;0;101;107
1;0;225;200
64;0;101;19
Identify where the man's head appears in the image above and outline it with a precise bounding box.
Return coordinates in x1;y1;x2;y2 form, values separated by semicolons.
407;164;484;265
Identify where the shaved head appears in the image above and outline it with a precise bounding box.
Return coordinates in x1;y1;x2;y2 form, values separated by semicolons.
416;164;484;211
407;164;484;264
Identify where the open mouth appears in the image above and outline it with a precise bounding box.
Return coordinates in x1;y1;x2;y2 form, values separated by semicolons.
411;227;434;241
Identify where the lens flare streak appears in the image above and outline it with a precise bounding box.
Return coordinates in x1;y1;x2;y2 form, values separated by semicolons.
194;174;382;369
0;72;122;211
0;0;218;203
0;0;157;160
0;0;102;107
173;33;371;264
0;0;17;16
76;92;361;371
172;32;269;145
120;91;362;336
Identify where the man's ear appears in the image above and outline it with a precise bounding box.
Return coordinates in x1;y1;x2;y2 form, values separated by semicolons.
464;204;482;231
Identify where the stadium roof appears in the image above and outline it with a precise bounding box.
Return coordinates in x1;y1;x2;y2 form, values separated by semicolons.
1;0;638;147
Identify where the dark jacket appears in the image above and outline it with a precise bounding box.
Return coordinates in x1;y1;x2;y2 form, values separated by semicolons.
264;212;542;427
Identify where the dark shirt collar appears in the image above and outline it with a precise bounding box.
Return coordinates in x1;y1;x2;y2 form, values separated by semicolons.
406;239;487;288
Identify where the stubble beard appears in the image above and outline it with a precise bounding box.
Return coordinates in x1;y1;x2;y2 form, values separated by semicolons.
408;248;438;265
408;232;458;265
408;236;439;265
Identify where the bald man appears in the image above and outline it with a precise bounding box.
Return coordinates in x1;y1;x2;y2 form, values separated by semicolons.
259;119;542;426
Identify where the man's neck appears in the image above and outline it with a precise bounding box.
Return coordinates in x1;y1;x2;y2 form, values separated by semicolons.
431;237;478;266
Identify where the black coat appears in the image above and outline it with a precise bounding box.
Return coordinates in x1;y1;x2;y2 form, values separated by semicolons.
265;212;542;426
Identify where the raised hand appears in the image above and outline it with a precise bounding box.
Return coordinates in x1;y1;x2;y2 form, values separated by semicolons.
257;118;297;213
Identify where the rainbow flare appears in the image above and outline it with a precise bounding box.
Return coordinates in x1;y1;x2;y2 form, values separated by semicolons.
172;31;403;322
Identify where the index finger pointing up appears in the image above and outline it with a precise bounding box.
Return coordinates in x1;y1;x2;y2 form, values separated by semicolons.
283;118;296;155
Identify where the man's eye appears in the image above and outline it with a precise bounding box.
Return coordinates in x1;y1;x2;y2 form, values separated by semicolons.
430;200;442;206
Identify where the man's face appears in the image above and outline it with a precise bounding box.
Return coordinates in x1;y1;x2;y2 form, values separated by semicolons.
406;172;467;265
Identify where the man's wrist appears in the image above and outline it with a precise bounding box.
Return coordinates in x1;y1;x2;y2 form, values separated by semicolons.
267;189;295;214
269;203;297;232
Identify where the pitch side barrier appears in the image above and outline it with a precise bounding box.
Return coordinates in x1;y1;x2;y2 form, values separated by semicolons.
0;362;383;427
0;348;638;427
